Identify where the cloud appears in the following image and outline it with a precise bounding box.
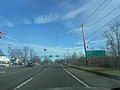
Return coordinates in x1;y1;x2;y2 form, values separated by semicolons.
58;0;70;7
5;21;14;27
23;14;59;24
23;19;32;24
63;6;86;20
34;14;58;24
70;28;81;34
0;21;14;28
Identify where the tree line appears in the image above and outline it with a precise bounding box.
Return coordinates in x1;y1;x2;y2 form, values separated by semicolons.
60;20;120;68
8;47;41;64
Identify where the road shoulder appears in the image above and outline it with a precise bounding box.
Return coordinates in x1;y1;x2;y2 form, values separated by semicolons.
63;64;120;89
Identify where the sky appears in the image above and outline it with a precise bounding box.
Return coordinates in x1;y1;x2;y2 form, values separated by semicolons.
0;0;120;60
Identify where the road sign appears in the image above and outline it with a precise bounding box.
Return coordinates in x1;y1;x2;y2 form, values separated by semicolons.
86;50;106;57
49;55;52;58
56;55;59;57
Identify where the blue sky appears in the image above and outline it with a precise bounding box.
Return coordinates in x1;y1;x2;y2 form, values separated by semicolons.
0;0;120;60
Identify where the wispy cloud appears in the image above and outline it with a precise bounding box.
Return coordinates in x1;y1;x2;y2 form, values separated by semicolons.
70;28;81;34
58;0;70;8
0;20;14;28
23;14;59;24
34;14;58;24
5;21;14;27
23;19;32;24
62;2;89;20
63;7;86;20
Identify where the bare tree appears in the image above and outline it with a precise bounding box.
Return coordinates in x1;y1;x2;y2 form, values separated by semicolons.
33;56;41;64
30;48;35;62
104;21;120;68
23;47;29;63
16;49;24;60
8;48;16;61
104;21;120;58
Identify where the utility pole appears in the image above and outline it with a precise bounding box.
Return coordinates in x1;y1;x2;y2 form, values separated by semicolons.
8;44;12;66
81;24;88;66
67;49;69;64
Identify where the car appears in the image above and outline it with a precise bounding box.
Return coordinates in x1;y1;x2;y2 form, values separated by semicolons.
26;62;34;67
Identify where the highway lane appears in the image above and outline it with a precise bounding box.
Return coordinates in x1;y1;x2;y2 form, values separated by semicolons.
0;64;120;90
0;65;42;77
0;65;45;90
15;64;85;90
0;65;27;75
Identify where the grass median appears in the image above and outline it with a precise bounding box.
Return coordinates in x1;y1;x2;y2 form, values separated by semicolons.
68;64;120;77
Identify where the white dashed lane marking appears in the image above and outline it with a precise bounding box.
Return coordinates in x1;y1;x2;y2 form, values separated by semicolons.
14;77;33;90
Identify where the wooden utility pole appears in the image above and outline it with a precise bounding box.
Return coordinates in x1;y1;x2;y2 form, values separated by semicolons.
81;24;88;66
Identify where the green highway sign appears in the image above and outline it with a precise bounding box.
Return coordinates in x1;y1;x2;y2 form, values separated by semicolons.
86;50;106;57
49;55;52;58
56;55;59;57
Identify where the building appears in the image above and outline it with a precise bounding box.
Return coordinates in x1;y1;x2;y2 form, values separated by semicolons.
0;49;10;67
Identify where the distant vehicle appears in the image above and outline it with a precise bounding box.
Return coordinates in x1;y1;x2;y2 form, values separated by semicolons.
25;62;34;67
18;62;23;65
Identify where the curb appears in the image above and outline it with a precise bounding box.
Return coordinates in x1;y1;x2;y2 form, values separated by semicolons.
65;64;120;81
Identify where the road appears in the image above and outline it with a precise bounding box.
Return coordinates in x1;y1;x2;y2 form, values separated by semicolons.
0;64;120;90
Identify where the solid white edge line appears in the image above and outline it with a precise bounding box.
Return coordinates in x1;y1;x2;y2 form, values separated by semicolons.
14;77;33;90
61;65;90;87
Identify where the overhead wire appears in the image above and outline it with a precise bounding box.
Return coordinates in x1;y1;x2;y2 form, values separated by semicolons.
87;19;120;44
84;0;113;25
87;4;120;27
86;14;120;39
87;29;112;44
82;0;109;24
73;35;80;46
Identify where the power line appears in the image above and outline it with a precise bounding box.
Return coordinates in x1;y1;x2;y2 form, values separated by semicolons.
87;33;105;44
87;22;120;44
86;14;120;39
82;0;108;24
87;4;120;27
84;0;113;25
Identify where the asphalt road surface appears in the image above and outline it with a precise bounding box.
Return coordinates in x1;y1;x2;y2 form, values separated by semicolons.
0;64;120;90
